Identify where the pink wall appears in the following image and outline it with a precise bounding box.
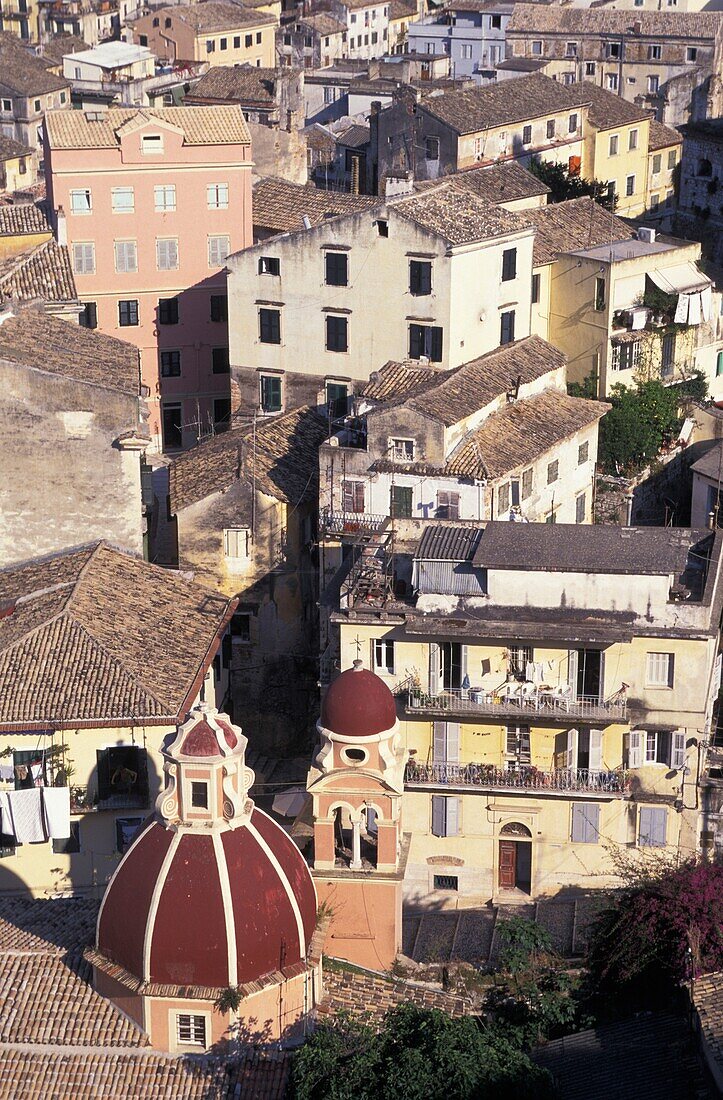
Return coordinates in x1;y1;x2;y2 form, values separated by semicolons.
46;114;253;450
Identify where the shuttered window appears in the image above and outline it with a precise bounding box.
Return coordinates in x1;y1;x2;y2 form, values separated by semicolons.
342;479;365;513
571;802;600;843
409;324;443;362
436;491;459;519
114;240;137;273
431;795;460;837
259;309;281;345
433;721;460;764
521;468;533;499
176;1014;206;1046
646;652;674;687
638;806;667;847
497;482;510;516
208;235;230;267
224;527;251;559
73;242;95;274
156;238;179;270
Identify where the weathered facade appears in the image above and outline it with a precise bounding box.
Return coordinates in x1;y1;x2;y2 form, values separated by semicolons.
675;119;723;269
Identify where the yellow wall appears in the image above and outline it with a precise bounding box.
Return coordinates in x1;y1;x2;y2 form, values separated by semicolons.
585;118;650;218
197;22;276;67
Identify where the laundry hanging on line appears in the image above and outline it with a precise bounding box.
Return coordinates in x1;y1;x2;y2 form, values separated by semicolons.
0;787;71;844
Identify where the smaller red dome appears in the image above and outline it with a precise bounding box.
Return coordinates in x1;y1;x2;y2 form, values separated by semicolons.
321;661;397;738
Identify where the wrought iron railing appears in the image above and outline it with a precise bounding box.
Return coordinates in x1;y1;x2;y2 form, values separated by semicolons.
404;688;627;722
320;510;388;535
69;786;149;813
405;761;629;794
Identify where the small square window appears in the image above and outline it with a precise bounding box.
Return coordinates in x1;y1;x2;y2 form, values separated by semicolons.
687;47;697;62
390;437;414;461
231;611;251;641
70;188;92;214
433;874;458;891
118;299;139;326
531;40;542;55
436;490;459;520
224;527;251;558
649;44;661;60
176;1014;206;1047
112;186;134;213
53;821;81;854
116;817;142;853
191;781;209;809
585;61;595;76
154;185;176;212
259;256;280;276
141;133;163;154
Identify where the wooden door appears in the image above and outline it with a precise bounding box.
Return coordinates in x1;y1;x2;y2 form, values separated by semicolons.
499;841;516;889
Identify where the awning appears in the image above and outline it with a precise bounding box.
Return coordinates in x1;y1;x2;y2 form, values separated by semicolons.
648;262;711;295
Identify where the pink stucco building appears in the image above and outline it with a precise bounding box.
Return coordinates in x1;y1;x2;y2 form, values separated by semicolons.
44;106;253;451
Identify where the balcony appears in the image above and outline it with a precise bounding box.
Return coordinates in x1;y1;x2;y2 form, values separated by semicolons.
403;687;627;724
405;760;630;797
320;509;388;536
69;785;148;814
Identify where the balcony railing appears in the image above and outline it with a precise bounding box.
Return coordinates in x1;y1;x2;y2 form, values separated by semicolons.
405;760;629;795
404;688;627;723
320;510;388;536
70;785;149;813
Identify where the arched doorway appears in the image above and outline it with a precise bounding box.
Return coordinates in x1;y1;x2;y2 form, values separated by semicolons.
499;822;532;894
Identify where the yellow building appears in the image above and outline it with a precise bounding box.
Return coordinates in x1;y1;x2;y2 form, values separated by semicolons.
646;118;683;228
0;134;32;194
0;542;235;897
570;81;651;218
131;2;278;69
327;521;721;906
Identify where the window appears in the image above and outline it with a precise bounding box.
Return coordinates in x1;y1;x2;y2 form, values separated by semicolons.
562;73;575;87
594;276;606;311
607;73;619;92
374;639;395;675
648;75;659;94
409;259;432;296
191;781;209;809
546;119;555;140
606;42;621;59
70;188;92;214
571;803;599;843
342;479;365;513
156;238;178;270
162;402;182;448
506;725;531;760
629;729;684;768
425;136;440;161
116;817;143;853
118;299;139;326
212;347;230;374
325;315;348;353
497;482;510;515
139;34;148;45
256;31;262;43
161;350;181;377
260;374;282;412
585;61;596;76
578;441;589;465
245;33;252;47
214;398;231;430
1;99;11;112
522;124;532;145
176;1014;206;1047
611;341;641;372
575;493;586;524
461;43;472;59
114;241;137;273
436;491;459;520
73;242;95;275
390;485;413;518
625;174;636;197
206;39;215;53
53;821;80;855
651;153;662;176
235;35;241;47
165;15;171;25
231;611;251;641
547;459;559;484
208;235;230;266
646;652;674;687
390;437;414;461
565;41;577;57
433;874;458;891
111;186;134;213
325;251;348;286
501;247;517;282
154;184;176;212
649;44;661;60
207;183;229;210
667;149;677;170
629;128;638;151
638;806;666;848
409;324;443;362
220;36;227;49
34;99;41;112
431;795;459;837
259;256;280;276
609;134;619;156
521;468;533;500
568;113;578;134
141;133;163;154
531;273;540;304
210;294;227;322
97;744;147;806
687;47;697;62
500;310;515;345
159;297;179;325
531;40;542;55
79;302;97;329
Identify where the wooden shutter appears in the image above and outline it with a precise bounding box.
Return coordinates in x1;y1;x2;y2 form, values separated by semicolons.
657;729;671;765
431;795;445;836
571;803;586;842
572;802;599;842
429;643;441;695
96;748;111;801
446;722;460;764
589;729;603;772
433;721;447;764
671;730;685;769
430;326;443;362
639;806;666;847
409;324;422;358
627;730;642;768
446;797;460;837
567;650;579;696
565;728;578;770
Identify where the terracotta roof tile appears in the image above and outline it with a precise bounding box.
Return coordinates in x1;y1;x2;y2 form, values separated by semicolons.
0;239;77;304
420;72;592;135
390;180;531;245
0;202;50;236
0;134;31;161
188;64;278;104
523;196;634;266
318;967;473;1021
0;35;70;95
252;176;379;232
453;160;550;203
508;4;721;39
0;310;138;393
157;1;277;31
299;11;347;34
694;970;723;1083
361;359;441;401
0;542;234;727
568;81;651;129
649;119;683;151
45;104;251;149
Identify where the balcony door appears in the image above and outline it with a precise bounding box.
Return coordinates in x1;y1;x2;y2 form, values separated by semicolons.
555;728;602;771
498;822;532;893
429;642;467;693
569;649;604;702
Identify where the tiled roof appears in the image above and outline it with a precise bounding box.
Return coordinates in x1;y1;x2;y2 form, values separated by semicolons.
397;335;566;425
298;12;347;34
389;0;417;20
508;4;721;38
446;390;609;479
0;202;50;236
649;119;683;151
0;35;70;95
453;161;550;203
0;310;138;393
252;176;379;232
170;405;328;512
44;104;251;148
160;2;277;31
390;179;530;246
41;33;88;64
0;239;77;304
361;360;441;401
523;196;634;266
0;542;234;727
337;122;370;148
694;971;723;1085
0;134;31;161
188;64;278;104
318;966;473;1021
568;81;651;130
420;72;591;135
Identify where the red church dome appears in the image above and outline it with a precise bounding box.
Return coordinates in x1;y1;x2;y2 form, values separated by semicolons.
321;660;397;738
96;808;317;988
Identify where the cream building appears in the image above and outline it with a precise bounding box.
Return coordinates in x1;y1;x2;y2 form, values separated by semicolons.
130;2;278;69
0;543;235;898
646;118;683;228
327;522;722;905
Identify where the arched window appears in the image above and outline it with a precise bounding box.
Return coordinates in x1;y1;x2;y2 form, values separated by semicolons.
697;158;713;177
500;821;532;838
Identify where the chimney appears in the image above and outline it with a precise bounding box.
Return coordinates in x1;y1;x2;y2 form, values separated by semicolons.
55;205;67;246
625;493;634;526
370;99;382;115
302;214;312;229
708;511;716;530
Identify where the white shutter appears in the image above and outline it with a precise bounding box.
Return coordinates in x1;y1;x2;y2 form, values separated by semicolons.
671;730;685;769
460;645;468;684
589;729;603;772
73;242;94;274
157;238;178;270
568;650;579;696
628;730;642;768
433;721;447;764
565;728;578;770
446;796;460;837
598;650;606;703
431;795;445;836
429;642;441;695
446;722;460;765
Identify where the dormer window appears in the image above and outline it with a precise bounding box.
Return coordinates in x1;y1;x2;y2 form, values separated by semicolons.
141;133;163;155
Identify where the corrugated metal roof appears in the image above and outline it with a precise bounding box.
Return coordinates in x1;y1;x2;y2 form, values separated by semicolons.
416;525;482;561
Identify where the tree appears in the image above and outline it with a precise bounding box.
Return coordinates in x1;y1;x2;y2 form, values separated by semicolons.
585;859;723;1002
598;380;680;474
528;158;618;211
290;1004;556;1100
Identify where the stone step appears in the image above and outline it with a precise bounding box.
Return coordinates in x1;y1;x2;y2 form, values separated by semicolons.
449;908;497;966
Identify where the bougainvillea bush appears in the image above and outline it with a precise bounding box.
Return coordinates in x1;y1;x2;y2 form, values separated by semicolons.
586;859;723;995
